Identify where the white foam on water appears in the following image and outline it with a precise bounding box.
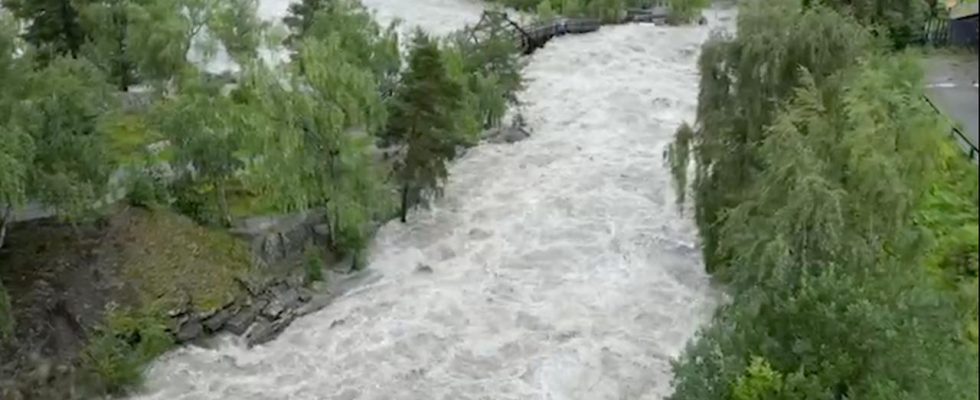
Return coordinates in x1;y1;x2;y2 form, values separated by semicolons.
130;2;733;399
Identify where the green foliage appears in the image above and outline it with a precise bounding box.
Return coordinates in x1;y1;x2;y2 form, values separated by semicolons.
78;0;140;90
671;0;873;271
80;306;173;395
295;0;401;93
209;0;266;65
18;56;116;221
2;0;86;63
445;12;524;131
811;0;931;49
283;0;332;46
667;0;708;24
149;78;246;226
669;1;980;399
731;357;785;400
537;0;557;21
388;31;466;222
304;244;325;284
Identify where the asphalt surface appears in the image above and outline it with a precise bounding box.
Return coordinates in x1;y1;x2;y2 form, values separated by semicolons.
924;53;979;157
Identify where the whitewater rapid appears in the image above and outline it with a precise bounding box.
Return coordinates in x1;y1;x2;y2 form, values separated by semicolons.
132;2;726;399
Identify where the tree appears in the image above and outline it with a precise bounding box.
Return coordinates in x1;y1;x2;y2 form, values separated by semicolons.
536;0;557;21
2;0;87;63
149;77;245;225
78;0;140;90
283;0;332;46
18;57;116;221
666;0;871;271
0;12;31;251
0;13;28;341
560;0;584;17
208;0;265;66
127;0;216;90
388;31;465;223
667;2;979;398
290;0;400;94
813;0;930;49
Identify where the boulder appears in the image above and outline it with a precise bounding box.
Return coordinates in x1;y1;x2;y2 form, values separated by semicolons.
175;317;203;343
415;263;434;274
225;305;259;336
203;307;234;333
245;313;296;347
486;126;531;144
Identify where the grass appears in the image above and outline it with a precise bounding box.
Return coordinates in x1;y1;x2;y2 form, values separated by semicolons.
103;113;163;166
115;207;254;311
915;137;980;347
83;207;255;394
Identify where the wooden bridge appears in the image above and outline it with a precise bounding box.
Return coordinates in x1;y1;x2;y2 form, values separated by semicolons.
468;8;670;55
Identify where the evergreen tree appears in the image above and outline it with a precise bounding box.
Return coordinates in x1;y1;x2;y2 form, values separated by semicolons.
78;0;140;90
388;31;464;223
2;0;88;63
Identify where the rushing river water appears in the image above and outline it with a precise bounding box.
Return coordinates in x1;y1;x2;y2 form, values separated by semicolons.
130;2;727;399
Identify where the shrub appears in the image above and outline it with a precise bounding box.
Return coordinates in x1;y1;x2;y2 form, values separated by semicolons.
304;244;325;284
80;307;173;395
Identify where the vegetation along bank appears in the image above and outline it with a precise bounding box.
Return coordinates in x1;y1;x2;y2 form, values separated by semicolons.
664;0;979;399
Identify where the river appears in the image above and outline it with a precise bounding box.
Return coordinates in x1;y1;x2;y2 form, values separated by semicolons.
128;2;725;399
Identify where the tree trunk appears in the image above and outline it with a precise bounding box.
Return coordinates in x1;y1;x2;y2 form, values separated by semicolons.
217;181;231;227
0;205;11;251
400;184;409;223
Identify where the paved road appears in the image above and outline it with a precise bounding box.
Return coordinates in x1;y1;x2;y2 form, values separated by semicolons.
924;53;979;157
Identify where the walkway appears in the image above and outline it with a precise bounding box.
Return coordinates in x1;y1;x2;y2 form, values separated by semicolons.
924;52;979;160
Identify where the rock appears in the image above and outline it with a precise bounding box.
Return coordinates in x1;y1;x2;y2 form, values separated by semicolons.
261;297;285;319
312;224;331;243
297;287;314;303
415;263;434;274
483;125;531;144
175;317;203;343
468;228;493;240
203;308;234;333
225;306;258;336
234;276;263;297
261;284;302;319
245;313;296;347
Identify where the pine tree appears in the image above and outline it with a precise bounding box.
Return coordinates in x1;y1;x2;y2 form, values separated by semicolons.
79;0;140;90
2;0;88;63
388;31;464;223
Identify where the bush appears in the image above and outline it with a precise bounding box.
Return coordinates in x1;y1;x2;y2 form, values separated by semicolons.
80;307;173;395
667;0;709;24
304;244;324;284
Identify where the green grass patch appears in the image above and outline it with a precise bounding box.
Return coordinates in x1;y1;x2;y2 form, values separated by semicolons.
915;135;980;346
102;113;162;166
115;207;253;311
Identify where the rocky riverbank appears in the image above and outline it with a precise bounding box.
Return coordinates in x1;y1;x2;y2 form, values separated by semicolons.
0;205;359;399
